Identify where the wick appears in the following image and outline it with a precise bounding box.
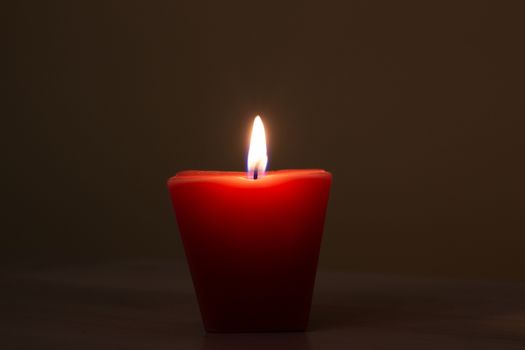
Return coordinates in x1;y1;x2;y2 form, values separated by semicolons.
253;169;258;180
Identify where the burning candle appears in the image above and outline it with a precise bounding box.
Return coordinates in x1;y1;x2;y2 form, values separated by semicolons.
168;116;332;332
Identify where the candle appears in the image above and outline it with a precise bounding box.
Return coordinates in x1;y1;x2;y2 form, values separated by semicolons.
168;116;332;332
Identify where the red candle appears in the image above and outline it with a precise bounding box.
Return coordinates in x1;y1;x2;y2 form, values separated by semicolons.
168;117;332;332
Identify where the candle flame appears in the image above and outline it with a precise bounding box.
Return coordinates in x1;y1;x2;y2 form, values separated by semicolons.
247;116;268;179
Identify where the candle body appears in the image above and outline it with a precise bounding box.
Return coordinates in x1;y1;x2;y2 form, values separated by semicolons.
168;169;332;332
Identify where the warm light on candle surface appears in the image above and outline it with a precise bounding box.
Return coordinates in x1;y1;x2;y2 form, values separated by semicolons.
247;116;268;179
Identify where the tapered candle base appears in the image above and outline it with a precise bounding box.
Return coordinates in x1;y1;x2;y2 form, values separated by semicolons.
197;269;314;333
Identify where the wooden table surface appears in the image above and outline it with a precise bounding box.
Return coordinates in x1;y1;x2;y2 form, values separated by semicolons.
2;260;525;349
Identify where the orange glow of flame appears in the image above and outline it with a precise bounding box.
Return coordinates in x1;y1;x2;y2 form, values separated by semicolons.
247;116;268;179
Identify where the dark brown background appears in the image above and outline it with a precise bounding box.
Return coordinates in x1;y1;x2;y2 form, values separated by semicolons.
4;1;525;279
